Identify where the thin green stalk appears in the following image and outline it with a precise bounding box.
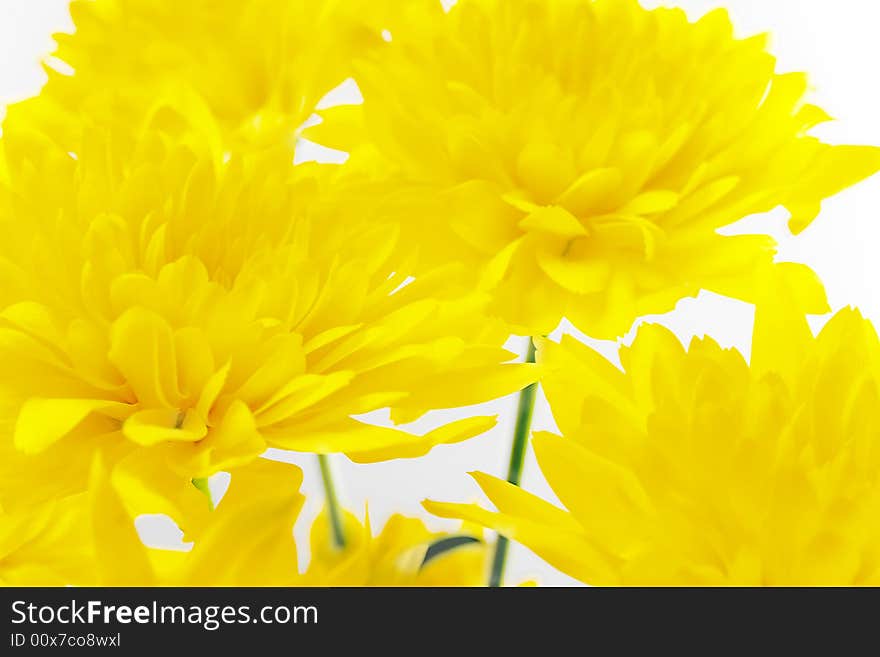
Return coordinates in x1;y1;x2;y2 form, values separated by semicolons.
489;337;538;587
191;477;214;511
317;454;347;549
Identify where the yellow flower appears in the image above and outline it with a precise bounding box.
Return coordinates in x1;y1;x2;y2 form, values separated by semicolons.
309;0;880;337
303;509;490;586
0;494;94;586
427;281;880;585
12;0;394;152
0;99;535;514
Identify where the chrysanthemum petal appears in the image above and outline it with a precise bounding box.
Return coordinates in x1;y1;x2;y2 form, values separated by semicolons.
14;398;129;454
423;499;615;585
532;432;652;552
122;409;207;446
347;415;498;463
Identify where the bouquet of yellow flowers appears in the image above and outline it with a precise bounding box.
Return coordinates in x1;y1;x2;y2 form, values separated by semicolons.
1;0;879;588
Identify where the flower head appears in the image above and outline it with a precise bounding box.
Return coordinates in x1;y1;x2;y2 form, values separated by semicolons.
0;99;535;513
310;0;880;336
14;0;395;152
428;282;880;584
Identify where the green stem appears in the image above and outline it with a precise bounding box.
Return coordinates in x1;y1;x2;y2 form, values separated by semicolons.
317;454;346;549
191;477;214;511
489;337;538;588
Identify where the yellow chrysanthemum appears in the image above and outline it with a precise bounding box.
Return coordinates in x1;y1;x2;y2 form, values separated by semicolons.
11;0;395;152
303;509;490;586
309;0;880;337
0;99;535;514
427;282;880;585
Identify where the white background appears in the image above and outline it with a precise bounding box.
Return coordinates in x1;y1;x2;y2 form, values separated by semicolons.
2;1;879;586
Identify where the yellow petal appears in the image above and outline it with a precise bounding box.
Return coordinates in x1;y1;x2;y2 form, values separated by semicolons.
89;454;156;586
187;400;265;476
390;362;539;416
535;242;611;294
122;408;207;446
254;372;354;427
750;263;818;385
423;499;615;585
619;190;679;215
307;104;367;153
111;449;212;532
109;308;180;408
786;145;880;233
181;459;303;586
556;167;622;216
516;141;573;201
195;362;231;420
470;471;583;533
518;206;587;239
532;433;652;552
347;415;498;463
14;398;128;454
